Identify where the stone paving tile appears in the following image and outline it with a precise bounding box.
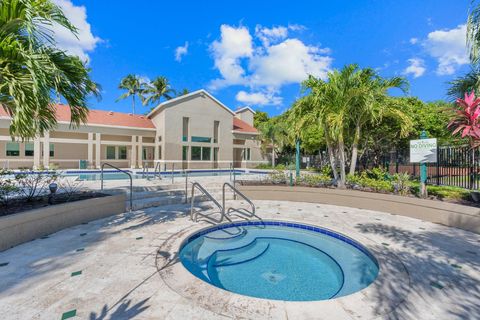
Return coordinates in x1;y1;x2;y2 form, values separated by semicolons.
0;200;479;319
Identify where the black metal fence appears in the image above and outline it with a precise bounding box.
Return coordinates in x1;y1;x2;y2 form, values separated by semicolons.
384;146;480;190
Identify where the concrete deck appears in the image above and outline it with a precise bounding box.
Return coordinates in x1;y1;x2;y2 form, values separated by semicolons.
0;199;478;319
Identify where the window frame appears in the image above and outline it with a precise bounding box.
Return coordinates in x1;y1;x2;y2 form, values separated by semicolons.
6;142;20;157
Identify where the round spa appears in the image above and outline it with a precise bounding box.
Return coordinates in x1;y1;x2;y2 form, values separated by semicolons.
179;221;379;301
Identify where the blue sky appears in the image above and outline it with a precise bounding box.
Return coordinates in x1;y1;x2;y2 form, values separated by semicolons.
54;0;472;116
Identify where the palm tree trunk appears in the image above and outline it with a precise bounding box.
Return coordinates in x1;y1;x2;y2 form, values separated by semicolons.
338;135;347;189
325;136;339;182
132;96;136;114
349;123;361;175
272;136;276;167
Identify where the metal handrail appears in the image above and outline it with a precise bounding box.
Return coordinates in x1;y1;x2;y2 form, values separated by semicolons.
154;162;162;179
101;163;133;211
142;162;149;179
190;182;229;223
222;182;255;218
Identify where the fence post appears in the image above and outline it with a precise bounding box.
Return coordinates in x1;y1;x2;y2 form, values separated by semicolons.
436;147;440;186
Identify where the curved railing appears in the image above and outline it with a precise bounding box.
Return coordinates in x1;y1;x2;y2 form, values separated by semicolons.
190;182;229;223
222;182;256;218
100;163;133;211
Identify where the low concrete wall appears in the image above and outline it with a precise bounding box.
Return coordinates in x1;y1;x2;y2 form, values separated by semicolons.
238;185;480;234
0;194;126;251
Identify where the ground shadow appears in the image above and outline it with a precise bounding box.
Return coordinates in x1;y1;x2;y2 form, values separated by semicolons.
89;298;150;320
355;222;480;319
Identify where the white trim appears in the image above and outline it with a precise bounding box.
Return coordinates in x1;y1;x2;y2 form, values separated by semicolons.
0;117;157;131
146;89;236;118
232;130;260;135
235;106;256;114
56;121;157;131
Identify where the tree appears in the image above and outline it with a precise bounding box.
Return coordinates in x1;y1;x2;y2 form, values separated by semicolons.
448;69;480;100
0;0;99;139
142;76;175;106
347;67;409;174
467;1;480;65
117;75;146;114
253;111;269;128
176;88;189;97
258;117;289;167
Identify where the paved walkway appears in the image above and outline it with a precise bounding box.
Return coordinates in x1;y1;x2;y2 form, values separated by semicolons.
0;200;479;319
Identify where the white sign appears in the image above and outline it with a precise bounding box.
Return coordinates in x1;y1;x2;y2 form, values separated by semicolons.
410;138;437;163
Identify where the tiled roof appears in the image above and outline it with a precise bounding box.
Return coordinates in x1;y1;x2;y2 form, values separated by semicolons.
233;117;258;133
0;104;156;129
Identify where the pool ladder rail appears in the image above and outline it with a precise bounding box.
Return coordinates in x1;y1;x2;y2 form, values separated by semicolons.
100;162;133;212
190;182;256;224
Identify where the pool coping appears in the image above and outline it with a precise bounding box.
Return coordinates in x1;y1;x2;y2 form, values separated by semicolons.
156;218;411;319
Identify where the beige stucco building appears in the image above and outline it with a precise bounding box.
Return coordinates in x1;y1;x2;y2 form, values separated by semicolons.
0;90;269;170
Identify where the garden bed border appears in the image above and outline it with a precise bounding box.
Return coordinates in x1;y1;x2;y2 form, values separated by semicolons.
0;194;126;251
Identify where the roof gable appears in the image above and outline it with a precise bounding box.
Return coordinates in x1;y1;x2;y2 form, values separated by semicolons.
233;117;258;134
146;89;236;118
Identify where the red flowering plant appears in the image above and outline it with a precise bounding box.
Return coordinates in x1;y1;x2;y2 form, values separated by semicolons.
447;91;480;147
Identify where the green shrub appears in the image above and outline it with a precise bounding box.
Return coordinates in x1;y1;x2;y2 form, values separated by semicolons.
392;172;411;196
255;163;273;169
0;169;19;208
347;170;394;193
268;170;288;184
296;173;332;187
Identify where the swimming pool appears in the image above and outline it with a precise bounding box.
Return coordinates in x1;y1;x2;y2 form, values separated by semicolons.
179;220;379;301
65;169;266;181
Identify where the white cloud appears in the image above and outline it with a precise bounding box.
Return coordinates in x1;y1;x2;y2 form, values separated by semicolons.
249;39;332;88
209;25;253;88
175;41;189;62
208;24;333;104
255;25;288;46
236;90;282;106
409;37;418;44
51;0;101;62
423;24;468;75
403;58;426;78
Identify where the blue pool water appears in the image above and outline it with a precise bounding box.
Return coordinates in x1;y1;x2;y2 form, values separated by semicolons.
180;221;379;301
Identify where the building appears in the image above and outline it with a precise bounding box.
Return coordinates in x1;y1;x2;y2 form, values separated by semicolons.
0;90;269;170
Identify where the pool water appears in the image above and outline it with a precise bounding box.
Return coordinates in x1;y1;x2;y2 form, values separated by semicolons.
180;221;379;301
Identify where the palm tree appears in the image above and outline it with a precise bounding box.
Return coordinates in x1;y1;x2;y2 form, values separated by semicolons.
117;75;145;114
258;117;289;167
176;88;190;97
468;2;480;65
347;66;409;174
448;69;480;100
142;76;175;106
0;0;99;139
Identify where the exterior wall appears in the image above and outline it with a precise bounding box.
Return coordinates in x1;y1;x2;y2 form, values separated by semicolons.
235;109;255;126
150;92;236;170
0;92;268;170
0;118;156;169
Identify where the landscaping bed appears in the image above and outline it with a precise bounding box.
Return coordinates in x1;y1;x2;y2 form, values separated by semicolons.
243;168;480;207
0;191;109;216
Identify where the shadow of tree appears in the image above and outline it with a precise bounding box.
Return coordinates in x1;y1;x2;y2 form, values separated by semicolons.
355;223;480;319
89;298;150;320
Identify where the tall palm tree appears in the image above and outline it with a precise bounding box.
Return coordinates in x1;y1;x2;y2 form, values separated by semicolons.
0;0;99;139
347;66;409;174
117;75;145;114
142;76;175;106
467;1;480;65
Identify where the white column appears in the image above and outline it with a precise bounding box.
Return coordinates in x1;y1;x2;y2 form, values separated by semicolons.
137;136;143;168
154;134;160;162
42;132;50;168
95;133;101;169
131;135;137;168
33;137;41;169
87;132;94;168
